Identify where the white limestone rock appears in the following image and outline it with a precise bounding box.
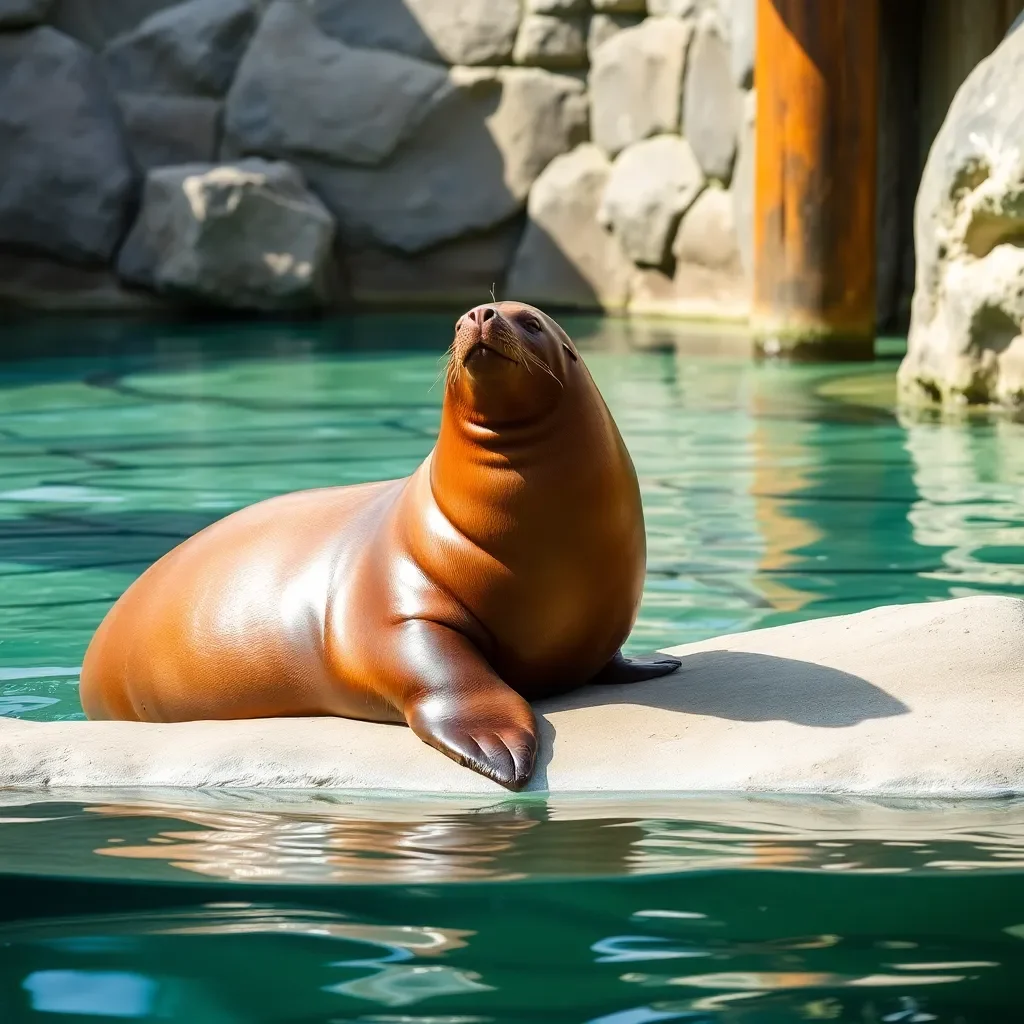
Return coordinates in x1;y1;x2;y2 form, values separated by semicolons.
672;186;741;270
589;16;692;156
901;27;1024;409
683;8;743;182
732;87;755;279
599;134;705;267
508;143;633;310
513;14;588;69
587;12;643;59
528;0;587;12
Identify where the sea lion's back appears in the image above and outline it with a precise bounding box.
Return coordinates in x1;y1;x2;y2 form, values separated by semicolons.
79;479;403;722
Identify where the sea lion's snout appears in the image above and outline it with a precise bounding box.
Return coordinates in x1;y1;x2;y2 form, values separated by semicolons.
454;304;516;366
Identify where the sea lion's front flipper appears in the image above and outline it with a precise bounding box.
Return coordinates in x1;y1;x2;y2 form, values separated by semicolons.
590;650;682;686
397;621;537;791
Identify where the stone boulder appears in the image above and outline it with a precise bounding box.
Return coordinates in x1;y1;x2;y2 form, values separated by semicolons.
646;0;698;15
0;27;135;264
45;0;179;50
528;0;587;12
900;28;1024;408
513;14;587;69
590;17;692;156
5;596;1024;796
224;1;451;168
672;185;741;271
0;0;51;28
299;66;588;253
732;87;755;279
592;0;647;12
599;134;705;267
102;0;257;98
507;143;633;310
117;94;222;171
117;160;337;311
722;0;755;87
587;12;643;59
312;0;521;66
683;9;743;182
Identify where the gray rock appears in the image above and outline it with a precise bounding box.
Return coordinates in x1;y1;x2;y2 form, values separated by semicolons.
102;0;257;98
599;134;705;267
732;88;755;280
118;159;336;310
645;0;698;15
312;0;521;66
117;93;221;171
347;218;524;307
224;2;451;168
590;17;692;155
513;14;587;69
0;0;51;28
587;12;643;59
300;66;588;253
722;0;754;87
900;28;1024;408
46;0;179;50
508;143;633;310
672;185;740;270
683;9;743;182
528;0;587;12
592;0;647;11
0;27;135;264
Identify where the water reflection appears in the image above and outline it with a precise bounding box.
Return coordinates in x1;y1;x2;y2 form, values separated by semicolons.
2;792;1024;886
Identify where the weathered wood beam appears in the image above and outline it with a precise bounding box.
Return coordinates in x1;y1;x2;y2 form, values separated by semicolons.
753;0;879;359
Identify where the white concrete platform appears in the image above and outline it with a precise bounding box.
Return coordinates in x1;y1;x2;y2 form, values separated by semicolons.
2;596;1023;797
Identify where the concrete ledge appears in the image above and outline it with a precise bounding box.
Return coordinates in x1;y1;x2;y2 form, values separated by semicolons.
2;596;1023;796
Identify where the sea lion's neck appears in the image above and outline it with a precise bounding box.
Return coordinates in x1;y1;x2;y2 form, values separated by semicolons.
427;383;624;550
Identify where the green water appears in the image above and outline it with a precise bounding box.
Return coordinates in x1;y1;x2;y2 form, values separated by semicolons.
2;316;1024;1021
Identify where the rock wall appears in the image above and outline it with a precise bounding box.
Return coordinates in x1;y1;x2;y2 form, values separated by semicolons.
899;20;1024;409
0;0;754;315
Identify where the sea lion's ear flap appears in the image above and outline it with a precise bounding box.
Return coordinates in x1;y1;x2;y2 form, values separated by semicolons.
562;338;579;362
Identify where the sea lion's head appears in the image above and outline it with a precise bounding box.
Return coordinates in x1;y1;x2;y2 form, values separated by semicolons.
447;301;579;423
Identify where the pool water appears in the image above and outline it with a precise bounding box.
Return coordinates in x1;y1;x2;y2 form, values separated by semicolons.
2;316;1024;1021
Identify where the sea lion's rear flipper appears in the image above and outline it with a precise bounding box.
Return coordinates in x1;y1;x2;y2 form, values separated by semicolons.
397;621;537;791
590;650;682;686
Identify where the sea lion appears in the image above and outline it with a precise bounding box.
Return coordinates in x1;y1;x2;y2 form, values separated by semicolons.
80;301;681;789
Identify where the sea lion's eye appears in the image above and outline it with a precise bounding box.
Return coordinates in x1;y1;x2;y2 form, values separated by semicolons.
522;316;542;333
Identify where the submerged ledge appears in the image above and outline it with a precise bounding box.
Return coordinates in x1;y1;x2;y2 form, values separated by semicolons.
2;596;1023;797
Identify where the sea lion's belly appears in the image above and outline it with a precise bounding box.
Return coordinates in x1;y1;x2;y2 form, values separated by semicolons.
79;480;403;723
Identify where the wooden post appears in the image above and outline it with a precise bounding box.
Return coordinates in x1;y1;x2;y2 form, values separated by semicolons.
753;0;879;360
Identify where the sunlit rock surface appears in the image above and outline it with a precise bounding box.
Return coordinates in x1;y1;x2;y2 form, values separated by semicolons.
902;27;1024;409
